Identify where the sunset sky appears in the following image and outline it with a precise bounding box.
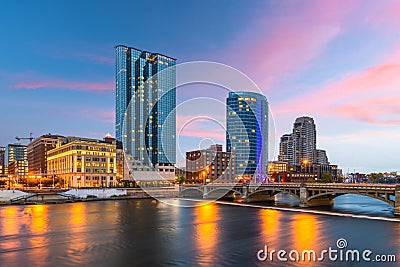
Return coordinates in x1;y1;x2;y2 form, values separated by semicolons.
1;0;399;173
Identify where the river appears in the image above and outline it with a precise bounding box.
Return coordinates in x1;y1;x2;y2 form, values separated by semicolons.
0;195;399;266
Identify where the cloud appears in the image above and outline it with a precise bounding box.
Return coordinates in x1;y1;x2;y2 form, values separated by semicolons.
60;108;115;124
363;0;400;30
228;0;360;89
275;46;400;126
11;79;114;92
319;129;400;143
73;52;114;65
177;115;226;142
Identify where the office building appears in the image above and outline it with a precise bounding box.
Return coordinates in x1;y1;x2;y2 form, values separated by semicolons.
27;134;64;176
0;147;5;176
6;144;28;177
47;136;117;188
267;161;289;182
115;45;176;176
279;116;330;166
293;116;316;165
186;144;235;184
226;92;268;182
278;134;294;164
313;149;329;165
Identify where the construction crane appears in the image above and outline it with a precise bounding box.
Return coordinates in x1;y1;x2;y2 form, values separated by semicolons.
15;133;35;142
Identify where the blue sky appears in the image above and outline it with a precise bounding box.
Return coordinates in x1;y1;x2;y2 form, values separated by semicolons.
1;0;399;173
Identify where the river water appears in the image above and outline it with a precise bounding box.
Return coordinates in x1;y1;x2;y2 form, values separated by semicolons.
0;196;399;266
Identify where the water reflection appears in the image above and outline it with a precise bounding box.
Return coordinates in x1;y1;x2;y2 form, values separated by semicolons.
259;209;280;246
291;213;319;250
67;203;88;264
0;199;398;267
0;206;19;264
193;203;219;266
26;205;49;265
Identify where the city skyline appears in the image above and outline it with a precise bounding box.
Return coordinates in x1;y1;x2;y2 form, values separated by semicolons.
1;1;399;173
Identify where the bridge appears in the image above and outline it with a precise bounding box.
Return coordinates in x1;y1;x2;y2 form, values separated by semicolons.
179;183;400;215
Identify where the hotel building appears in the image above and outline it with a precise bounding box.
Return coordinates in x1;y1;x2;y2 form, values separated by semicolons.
0;147;5;176
226;92;268;182
47;137;116;188
186;144;235;184
27;134;64;176
6;144;28;178
115;45;176;177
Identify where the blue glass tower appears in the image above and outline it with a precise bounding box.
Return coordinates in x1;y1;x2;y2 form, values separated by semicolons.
115;45;176;167
226;92;268;181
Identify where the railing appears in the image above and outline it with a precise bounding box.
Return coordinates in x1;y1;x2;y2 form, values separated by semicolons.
181;183;397;191
9;193;37;203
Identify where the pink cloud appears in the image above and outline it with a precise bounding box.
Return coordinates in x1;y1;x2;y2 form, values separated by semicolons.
274;46;400;126
179;128;225;142
320;129;400;143
177;115;226;141
229;0;360;89
364;1;400;30
60;109;115;124
11;79;114;92
75;52;114;65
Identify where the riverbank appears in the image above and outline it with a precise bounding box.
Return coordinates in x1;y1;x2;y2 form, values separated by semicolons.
0;187;179;205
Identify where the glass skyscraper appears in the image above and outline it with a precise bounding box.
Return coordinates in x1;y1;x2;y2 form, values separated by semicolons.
226;92;268;182
115;45;176;168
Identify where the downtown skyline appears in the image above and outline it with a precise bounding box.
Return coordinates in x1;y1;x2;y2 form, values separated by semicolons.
1;1;400;173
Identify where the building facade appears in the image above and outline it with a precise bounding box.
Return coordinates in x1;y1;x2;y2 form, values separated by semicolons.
186;144;235;184
115;45;176;175
292;116;316;165
313;149;329;165
6;144;28;177
226;92;268;182
279;116;331;166
27;134;64;176
0;147;5;176
278;134;294;164
47;137;117;188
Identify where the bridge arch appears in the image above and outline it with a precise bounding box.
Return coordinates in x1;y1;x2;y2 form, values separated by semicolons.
246;188;300;202
205;188;243;198
179;187;204;198
307;192;395;206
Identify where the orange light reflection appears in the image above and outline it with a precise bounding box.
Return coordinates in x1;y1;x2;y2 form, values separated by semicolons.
27;205;49;265
194;203;219;266
259;209;280;246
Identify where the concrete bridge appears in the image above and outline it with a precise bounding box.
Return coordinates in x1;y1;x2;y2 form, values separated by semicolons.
179;183;400;215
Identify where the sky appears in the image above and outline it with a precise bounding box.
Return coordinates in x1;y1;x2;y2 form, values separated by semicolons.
0;0;399;173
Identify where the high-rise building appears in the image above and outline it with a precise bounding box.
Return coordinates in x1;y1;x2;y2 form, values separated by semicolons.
47;136;117;188
0;147;5;176
6;144;28;177
279;116;317;166
115;45;176;174
313;149;329;165
27;134;64;176
186;144;235;184
278;134;294;164
292;116;316;165
226;92;268;182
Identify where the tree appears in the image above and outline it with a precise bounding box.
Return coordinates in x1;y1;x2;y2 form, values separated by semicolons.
307;178;316;183
369;173;383;183
177;176;186;184
321;172;333;183
337;174;343;183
